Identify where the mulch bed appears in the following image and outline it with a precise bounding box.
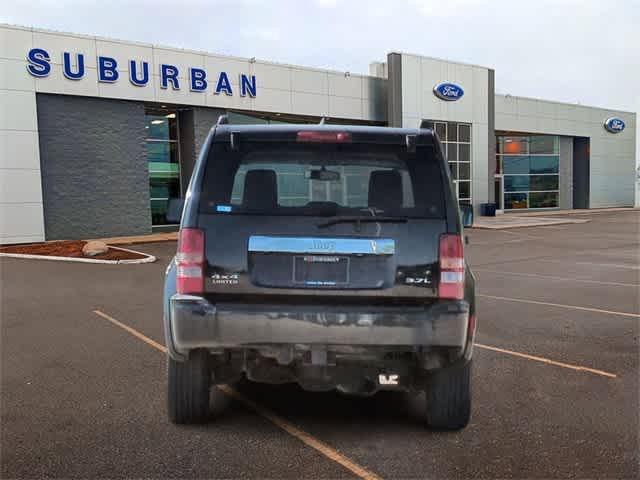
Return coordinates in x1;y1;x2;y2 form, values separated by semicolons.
0;240;147;261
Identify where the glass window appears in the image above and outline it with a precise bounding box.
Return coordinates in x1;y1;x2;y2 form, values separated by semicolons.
529;136;558;154
530;155;559;174
503;156;530;175
504;193;528;209
447;123;457;142
499;137;528;155
458;181;471;199
504;175;529;192
530;175;559;191
145;110;180;225
529;192;558;208
458;124;471;143
458;143;470;162
200;142;445;218
428;120;472;204
447;144;458;162
458;162;470;180
497;134;559;209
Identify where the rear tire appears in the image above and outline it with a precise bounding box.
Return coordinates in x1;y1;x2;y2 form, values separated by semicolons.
168;350;211;424
425;360;471;430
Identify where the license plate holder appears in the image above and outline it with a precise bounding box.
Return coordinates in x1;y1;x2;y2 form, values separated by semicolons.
293;255;349;286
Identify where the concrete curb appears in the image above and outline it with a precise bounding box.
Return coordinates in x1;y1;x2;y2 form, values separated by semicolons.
471;218;590;229
0;245;156;264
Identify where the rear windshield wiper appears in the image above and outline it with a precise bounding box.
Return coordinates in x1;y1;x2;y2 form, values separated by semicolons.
317;216;408;229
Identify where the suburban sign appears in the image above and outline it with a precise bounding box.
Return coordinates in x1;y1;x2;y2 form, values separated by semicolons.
603;117;625;134
25;48;257;97
433;82;464;101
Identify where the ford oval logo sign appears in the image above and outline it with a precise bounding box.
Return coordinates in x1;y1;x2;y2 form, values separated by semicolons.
604;117;625;134
433;82;464;101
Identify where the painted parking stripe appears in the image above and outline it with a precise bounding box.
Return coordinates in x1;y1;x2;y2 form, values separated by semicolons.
475;269;639;288
475;344;617;378
478;294;640;318
92;310;382;480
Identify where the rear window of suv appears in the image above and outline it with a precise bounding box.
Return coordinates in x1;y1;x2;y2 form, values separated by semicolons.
199;141;445;218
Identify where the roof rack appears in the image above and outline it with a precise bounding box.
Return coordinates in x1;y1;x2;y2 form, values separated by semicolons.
216;114;229;126
319;117;328;125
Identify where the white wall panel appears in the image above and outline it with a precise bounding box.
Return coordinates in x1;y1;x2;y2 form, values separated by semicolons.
0;169;43;204
329;95;362;119
0;89;38;131
32;31;98;68
253;62;291;91
328;73;361;98
0;58;36;91
291;91;328;116
35;66;100;97
0;25;33;61
0;130;40;170
291;68;328;95
0;203;45;242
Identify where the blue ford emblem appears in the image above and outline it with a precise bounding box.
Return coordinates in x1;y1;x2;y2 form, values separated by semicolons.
604;117;625;133
433;82;464;101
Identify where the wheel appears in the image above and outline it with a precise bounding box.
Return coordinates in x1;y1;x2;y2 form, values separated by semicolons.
167;349;211;424
425;360;471;430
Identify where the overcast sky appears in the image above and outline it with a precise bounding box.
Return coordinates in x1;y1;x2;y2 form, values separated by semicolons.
3;0;638;159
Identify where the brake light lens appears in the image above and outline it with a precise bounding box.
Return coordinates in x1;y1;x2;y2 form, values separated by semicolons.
438;234;465;299
297;131;352;143
176;228;204;294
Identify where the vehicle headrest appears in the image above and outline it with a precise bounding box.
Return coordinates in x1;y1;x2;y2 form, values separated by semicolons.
368;170;403;210
243;169;278;210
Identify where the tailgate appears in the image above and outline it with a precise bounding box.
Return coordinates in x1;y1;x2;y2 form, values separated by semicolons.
200;215;445;299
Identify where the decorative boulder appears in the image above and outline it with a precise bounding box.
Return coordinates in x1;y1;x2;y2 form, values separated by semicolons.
82;240;109;256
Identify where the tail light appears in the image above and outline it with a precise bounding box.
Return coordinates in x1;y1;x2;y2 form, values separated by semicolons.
438;234;465;299
176;228;205;294
297;131;351;143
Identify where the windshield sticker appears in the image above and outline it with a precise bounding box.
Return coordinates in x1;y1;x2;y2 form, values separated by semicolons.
216;205;232;213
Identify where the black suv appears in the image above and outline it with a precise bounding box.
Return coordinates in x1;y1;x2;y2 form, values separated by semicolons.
163;118;476;430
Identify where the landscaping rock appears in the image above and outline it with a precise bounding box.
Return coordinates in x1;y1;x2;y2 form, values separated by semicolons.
82;240;109;256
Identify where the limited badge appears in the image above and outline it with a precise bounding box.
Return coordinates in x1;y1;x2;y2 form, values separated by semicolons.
211;273;239;285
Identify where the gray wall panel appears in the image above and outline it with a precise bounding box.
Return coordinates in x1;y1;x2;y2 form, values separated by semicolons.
36;94;150;240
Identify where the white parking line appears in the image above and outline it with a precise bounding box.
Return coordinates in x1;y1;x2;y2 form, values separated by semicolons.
474;269;639;288
478;294;640;318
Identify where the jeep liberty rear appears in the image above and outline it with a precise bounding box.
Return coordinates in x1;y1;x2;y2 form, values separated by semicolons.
163;119;476;429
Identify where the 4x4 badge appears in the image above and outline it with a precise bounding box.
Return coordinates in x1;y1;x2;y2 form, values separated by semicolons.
211;273;239;285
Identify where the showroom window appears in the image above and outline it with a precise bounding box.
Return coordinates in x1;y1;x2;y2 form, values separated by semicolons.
497;135;559;209
145;109;181;225
433;121;472;206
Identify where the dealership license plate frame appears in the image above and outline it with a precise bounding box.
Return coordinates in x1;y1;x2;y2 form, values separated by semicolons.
292;255;350;286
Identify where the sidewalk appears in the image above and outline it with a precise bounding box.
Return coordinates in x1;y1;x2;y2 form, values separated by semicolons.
92;231;178;245
472;215;590;229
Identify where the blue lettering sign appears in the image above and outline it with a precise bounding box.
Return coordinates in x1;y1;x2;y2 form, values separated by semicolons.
25;47;258;98
129;60;149;87
190;68;207;92
26;48;51;77
433;82;464;101
98;56;119;82
240;74;256;97
215;71;233;95
160;64;180;90
62;52;85;80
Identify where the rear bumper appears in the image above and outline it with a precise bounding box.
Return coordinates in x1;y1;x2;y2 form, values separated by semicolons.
166;294;471;359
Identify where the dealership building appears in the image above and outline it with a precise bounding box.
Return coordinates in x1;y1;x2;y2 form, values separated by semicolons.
1;23;637;244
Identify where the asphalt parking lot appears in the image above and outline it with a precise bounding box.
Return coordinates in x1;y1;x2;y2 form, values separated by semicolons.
1;210;638;479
